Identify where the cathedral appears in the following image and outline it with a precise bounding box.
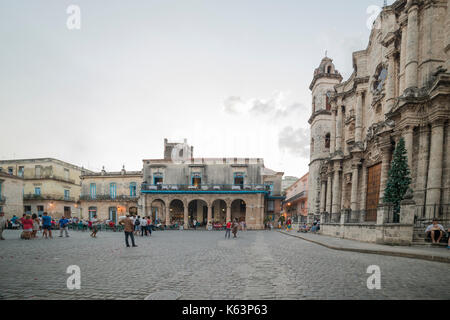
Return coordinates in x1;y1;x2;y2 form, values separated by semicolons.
308;0;450;244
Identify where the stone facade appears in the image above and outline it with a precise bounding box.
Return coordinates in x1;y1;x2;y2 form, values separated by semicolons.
0;172;24;218
308;0;450;244
141;139;284;230
283;173;309;222
0;158;91;218
79;166;142;221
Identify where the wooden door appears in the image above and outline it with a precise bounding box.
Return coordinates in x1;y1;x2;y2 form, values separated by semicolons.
365;163;381;222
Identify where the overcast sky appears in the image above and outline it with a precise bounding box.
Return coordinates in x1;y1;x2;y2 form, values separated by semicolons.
0;0;394;176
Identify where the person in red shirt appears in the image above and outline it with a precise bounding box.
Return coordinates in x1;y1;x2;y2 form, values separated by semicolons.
22;214;33;240
225;221;231;239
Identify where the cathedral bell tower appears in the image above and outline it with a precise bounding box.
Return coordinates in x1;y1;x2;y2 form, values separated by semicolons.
307;56;342;218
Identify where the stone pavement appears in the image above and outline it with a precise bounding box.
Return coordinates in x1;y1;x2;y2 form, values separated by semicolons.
0;229;449;300
279;230;450;264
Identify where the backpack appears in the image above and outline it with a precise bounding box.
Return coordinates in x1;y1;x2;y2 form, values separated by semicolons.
134;219;140;226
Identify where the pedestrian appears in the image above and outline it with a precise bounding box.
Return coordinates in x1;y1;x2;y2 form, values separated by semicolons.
119;214;138;247
42;212;53;239
232;219;239;238
21;214;33;240
90;215;99;238
140;216;148;236
193;219;197;230
146;216;152;236
0;212;7;240
134;215;141;236
59;216;70;237
225;220;231;239
31;213;40;238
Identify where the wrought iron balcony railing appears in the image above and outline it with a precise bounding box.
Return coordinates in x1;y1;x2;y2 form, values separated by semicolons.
23;193;76;202
79;194;138;201
141;183;271;192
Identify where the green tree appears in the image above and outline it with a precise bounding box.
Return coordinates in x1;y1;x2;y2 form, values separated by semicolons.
383;137;412;221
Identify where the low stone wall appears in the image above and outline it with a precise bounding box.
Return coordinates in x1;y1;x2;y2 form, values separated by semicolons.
321;223;414;245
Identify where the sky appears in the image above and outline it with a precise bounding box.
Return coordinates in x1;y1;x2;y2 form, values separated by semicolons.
0;0;395;177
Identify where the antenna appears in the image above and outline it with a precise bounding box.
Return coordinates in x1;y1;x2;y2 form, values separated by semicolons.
325;50;328;58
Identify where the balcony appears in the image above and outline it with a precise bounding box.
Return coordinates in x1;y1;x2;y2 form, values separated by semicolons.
24;193;76;202
141;183;271;193
79;194;138;201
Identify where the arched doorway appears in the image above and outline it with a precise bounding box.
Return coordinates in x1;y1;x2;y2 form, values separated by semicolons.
231;199;246;222
188;199;208;227
150;199;165;224
169;199;184;226
212;199;227;224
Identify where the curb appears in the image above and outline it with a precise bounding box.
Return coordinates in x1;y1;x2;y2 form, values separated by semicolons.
278;231;450;264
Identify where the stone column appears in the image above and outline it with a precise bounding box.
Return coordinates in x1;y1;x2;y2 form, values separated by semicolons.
355;92;363;144
425;120;445;209
399;14;408;94
330;107;336;154
415;125;431;208
183;203;189;229
331;166;341;215
165;205;170;226
226;205;231;222
207;204;212;227
320;181;327;213
326;173;332;214
403;126;414;170
404;0;419;89
350;162;359;212
379;137;392;201
335;106;343;151
385;49;397;113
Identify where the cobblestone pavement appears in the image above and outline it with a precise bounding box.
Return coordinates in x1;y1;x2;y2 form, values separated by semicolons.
0;229;449;300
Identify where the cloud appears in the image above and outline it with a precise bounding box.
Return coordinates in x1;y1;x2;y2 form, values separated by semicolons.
224;91;311;159
278;126;310;159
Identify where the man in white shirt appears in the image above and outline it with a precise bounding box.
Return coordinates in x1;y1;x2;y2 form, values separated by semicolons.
140;216;148;236
425;219;446;244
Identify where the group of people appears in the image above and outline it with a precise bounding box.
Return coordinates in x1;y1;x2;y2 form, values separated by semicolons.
425;219;450;248
224;219;240;239
298;220;321;233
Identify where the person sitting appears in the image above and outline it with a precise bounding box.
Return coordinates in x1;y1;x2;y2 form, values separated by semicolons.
425;219;446;244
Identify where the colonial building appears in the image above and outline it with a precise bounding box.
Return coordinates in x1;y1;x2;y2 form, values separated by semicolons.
308;0;450;244
0;158;91;218
0;172;24;218
79;166;142;222
283;173;309;223
281;176;300;194
140;139;284;230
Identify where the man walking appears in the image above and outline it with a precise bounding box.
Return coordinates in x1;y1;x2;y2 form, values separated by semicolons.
225;220;231;239
59;216;70;237
0;212;7;240
119;215;137;247
42;212;53;239
140;216;148;236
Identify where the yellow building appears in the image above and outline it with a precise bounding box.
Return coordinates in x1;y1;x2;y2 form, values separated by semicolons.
0;172;24;219
0;158;91;218
79;166;142;222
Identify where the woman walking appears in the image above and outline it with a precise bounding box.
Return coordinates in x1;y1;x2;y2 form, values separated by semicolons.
232;219;239;238
90;215;99;238
31;214;40;239
21;214;33;240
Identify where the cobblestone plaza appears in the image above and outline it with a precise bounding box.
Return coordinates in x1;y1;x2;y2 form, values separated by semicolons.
0;230;449;300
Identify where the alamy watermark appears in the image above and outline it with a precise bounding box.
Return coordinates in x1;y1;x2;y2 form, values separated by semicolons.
66;265;81;290
366;265;381;290
66;5;81;30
